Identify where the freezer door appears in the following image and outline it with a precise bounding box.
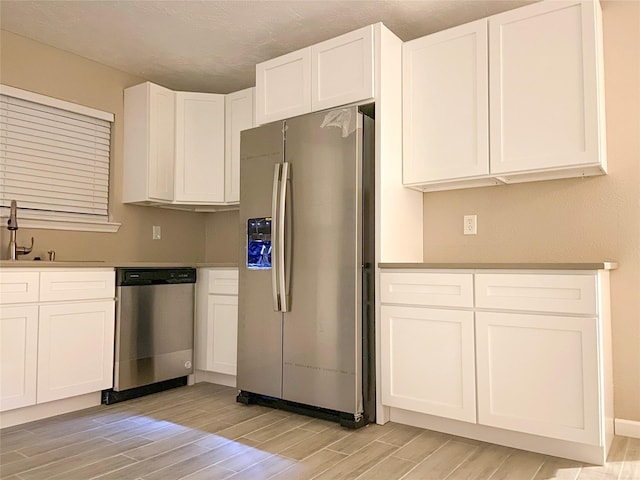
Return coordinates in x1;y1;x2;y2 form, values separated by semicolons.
282;107;363;414
237;121;284;399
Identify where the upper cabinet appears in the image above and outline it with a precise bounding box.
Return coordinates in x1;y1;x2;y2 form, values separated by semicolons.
256;25;374;125
123;82;255;210
403;0;606;192
123;82;175;203
174;92;225;204
225;88;255;204
489;1;605;181
256;49;311;125
403;19;490;188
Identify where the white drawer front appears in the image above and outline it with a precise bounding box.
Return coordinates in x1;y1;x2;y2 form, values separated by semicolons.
208;269;239;295
40;271;115;302
475;274;597;315
0;271;40;304
380;272;473;308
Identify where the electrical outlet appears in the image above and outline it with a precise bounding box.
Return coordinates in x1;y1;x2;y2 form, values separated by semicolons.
464;215;477;235
152;225;161;240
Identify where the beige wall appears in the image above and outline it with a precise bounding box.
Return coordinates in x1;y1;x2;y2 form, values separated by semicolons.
0;30;206;263
422;1;640;420
204;210;240;263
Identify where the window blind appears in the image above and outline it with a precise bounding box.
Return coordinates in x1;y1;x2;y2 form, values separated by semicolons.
0;91;112;219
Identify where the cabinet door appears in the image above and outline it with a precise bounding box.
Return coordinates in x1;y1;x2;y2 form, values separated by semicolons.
174;92;225;203
311;25;374;111
0;305;38;411
381;305;476;423
403;20;489;184
37;301;115;403
256;48;311;125
205;295;238;375
225;88;254;204
147;82;176;201
489;1;603;176
476;311;600;444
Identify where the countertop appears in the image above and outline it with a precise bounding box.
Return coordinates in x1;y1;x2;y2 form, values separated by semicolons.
0;261;238;269
379;262;618;270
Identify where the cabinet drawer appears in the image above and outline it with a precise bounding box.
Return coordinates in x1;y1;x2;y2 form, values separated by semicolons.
40;271;115;302
475;274;597;315
0;271;40;304
208;269;239;295
380;272;473;308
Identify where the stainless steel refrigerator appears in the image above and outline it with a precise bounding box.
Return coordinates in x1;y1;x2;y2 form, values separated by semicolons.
236;105;375;428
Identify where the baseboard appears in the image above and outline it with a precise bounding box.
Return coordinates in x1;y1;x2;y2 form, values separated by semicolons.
0;392;101;429
194;369;236;388
615;418;640;438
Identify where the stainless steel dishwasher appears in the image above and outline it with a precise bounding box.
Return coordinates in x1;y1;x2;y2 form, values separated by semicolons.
103;267;196;404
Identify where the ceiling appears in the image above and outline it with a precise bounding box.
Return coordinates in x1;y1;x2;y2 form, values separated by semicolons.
0;0;537;94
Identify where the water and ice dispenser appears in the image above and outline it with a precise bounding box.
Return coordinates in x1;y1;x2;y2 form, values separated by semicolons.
247;217;272;269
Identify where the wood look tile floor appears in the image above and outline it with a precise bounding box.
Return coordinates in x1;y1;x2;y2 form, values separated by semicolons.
1;383;638;480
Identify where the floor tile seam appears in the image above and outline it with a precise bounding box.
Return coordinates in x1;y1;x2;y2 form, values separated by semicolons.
191;440;269;473
125;433;211;462
217;411;290;434
448;448;513;480
278;432;353;461
396;438;452;480
348;442;404;480
134;446;222;480
244;423;311;444
308;439;400;480
45;453;131;480
17;421;123;452
8;436;117;476
484;450;538;480
0;451;28;465
437;441;481;480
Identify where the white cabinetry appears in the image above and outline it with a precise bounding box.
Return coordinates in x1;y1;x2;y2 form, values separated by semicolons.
225;88;255;204
174;92;225;203
37;301;115;403
311;26;374;111
381;306;476;423
0;305;38;411
489;1;605;181
476;311;599;444
256;25;374;125
195;268;239;386
403;0;605;191
403;19;490;188
123;82;175;203
256;49;311;125
0;269;115;417
380;267;613;465
380;272;476;423
124;83;253;209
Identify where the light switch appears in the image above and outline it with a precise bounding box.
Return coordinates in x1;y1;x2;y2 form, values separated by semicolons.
152;225;161;240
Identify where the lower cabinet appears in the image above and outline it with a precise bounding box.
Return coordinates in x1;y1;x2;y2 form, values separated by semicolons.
205;295;238;375
475;311;600;444
37;301;115;404
196;268;239;382
0;269;115;414
0;305;38;411
381;305;476;423
380;267;613;465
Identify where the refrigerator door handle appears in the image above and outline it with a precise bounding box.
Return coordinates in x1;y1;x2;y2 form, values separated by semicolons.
279;161;290;312
271;163;282;311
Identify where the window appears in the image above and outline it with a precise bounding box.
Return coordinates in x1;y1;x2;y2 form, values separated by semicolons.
0;85;119;232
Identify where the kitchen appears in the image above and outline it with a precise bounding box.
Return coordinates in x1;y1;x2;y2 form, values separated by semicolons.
0;0;639;478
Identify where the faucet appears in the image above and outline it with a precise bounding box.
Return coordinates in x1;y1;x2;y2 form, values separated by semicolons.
7;200;34;260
